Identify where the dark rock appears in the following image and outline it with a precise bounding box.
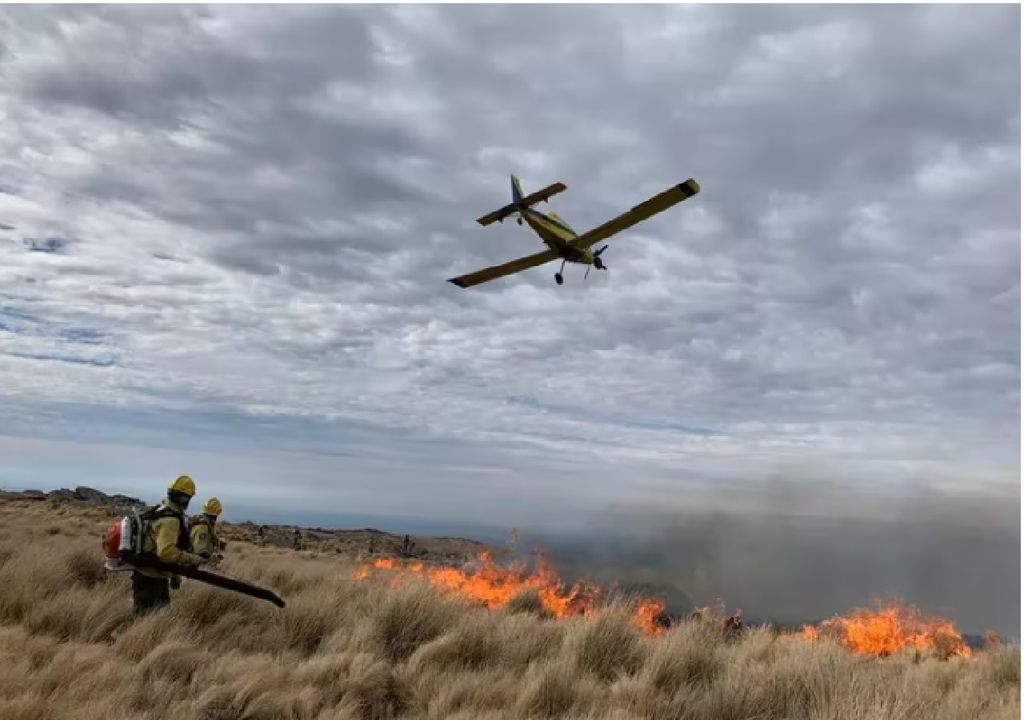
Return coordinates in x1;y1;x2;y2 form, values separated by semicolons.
110;494;145;507
73;486;109;503
47;489;79;502
0;486;144;507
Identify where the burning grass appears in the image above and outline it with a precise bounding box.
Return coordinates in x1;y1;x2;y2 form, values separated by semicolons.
0;499;1018;720
802;599;974;659
354;555;984;661
353;552;668;636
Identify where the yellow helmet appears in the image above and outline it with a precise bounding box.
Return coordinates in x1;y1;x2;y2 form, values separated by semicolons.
168;475;196;497
202;497;223;517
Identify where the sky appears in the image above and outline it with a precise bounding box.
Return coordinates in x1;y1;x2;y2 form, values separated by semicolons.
0;4;1019;542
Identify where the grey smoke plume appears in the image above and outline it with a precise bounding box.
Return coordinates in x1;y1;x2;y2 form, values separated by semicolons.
529;476;1020;637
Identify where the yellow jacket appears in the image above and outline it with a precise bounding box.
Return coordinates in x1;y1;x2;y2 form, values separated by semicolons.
136;503;204;578
189;516;221;560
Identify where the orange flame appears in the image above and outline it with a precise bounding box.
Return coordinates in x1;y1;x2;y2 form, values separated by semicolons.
356;557;975;656
633;599;669;636
801;600;972;659
354;551;666;636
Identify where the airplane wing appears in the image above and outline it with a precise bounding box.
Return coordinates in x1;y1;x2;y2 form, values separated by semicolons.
571;178;700;249
519;182;567;209
476;182;567;226
448;249;560;288
476;204;519;227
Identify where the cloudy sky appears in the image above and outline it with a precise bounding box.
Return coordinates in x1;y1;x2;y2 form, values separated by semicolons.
0;5;1019;537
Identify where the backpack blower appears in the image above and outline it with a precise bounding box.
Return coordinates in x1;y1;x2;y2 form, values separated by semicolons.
103;508;286;608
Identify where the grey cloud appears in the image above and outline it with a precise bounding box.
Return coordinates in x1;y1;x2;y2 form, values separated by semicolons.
9;6;377;125
23;236;71;253
5;351;116;368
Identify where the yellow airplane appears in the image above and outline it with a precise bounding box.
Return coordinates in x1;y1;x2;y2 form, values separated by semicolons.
448;174;701;288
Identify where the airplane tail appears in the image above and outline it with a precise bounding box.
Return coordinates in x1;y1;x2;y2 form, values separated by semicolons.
475;175;567;227
511;175;525;206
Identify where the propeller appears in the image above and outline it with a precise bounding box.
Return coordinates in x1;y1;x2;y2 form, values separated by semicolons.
586;245;610;280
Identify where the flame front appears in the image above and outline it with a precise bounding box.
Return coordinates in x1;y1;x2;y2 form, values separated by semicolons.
355;551;666;636
801;600;972;659
356;556;976;654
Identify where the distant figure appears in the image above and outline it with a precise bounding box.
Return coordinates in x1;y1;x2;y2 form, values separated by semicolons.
688;607;710;623
402;534;411;554
293;528;303;550
131;475;204;615
190;497;226;566
256;525;265;546
368;537;376;555
722;611;744;641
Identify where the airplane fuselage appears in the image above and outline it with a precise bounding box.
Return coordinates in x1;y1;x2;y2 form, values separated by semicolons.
518;206;594;265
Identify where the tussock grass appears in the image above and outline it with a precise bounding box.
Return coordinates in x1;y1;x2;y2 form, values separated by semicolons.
370;579;461;663
0;499;1017;720
514;659;599;718
506;586;551;617
407;612;503;674
571;606;645;682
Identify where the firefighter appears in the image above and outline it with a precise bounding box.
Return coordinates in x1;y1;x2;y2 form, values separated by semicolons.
131;475;205;615
190;497;226;566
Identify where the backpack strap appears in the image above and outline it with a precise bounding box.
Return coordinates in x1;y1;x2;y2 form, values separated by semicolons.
140;503;191;551
140;504;175;521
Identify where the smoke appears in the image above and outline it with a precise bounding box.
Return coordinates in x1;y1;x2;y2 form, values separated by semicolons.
528;475;1020;637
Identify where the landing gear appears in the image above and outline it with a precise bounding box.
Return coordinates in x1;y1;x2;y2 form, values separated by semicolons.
555;258;566;285
516;218;523;226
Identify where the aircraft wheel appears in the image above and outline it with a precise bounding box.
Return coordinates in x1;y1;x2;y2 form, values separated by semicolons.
555;273;563;285
517;218;523;226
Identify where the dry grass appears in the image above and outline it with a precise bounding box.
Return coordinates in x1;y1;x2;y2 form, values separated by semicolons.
0;499;1018;720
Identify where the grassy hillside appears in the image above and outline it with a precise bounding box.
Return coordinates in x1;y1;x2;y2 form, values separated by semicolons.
0;498;1018;720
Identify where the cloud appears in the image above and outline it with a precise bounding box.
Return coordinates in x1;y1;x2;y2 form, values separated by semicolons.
0;4;1017;528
